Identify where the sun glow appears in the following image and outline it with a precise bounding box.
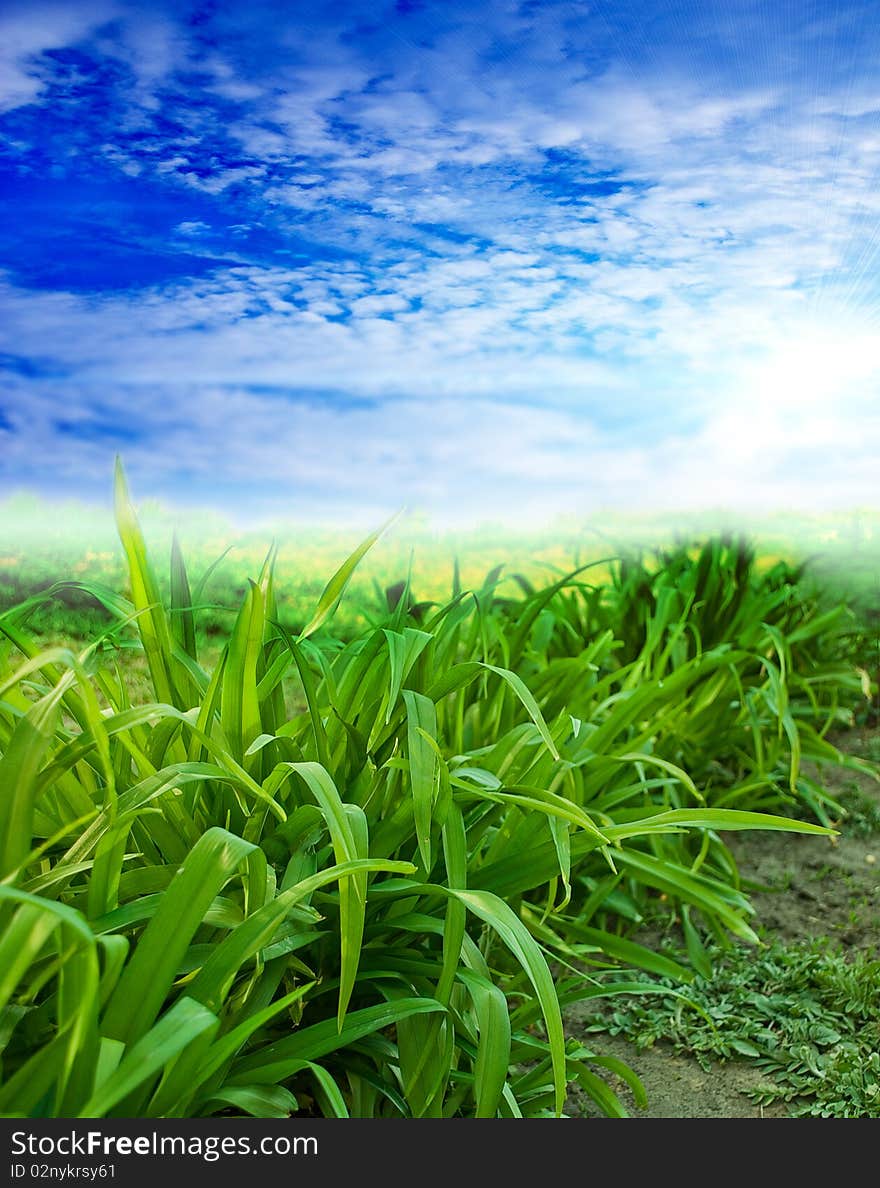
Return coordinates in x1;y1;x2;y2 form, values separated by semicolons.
743;322;880;411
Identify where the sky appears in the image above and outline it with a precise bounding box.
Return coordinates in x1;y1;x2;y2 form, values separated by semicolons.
1;0;879;529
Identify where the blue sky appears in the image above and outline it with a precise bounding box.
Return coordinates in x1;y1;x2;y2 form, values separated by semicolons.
1;0;879;527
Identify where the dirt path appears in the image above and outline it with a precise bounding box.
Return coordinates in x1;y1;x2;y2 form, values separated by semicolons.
568;1033;791;1118
566;728;880;1118
727;728;880;948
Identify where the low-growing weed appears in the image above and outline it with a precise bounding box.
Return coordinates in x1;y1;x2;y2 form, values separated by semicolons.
586;936;880;1117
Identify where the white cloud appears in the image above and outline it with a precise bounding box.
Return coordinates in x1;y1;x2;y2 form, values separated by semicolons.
0;1;118;111
177;165;266;193
174;221;211;237
4;359;878;528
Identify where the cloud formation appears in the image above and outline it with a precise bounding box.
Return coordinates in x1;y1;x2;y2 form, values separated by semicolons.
1;0;879;525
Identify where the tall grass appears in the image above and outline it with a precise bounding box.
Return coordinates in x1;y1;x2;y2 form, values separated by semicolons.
0;464;871;1118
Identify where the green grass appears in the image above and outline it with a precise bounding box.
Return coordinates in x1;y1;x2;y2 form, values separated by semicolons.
584;936;880;1118
829;781;880;838
0;462;875;1119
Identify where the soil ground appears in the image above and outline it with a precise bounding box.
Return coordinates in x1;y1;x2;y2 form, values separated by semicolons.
566;727;880;1118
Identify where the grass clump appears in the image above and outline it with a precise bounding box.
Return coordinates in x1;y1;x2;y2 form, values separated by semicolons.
0;462;874;1119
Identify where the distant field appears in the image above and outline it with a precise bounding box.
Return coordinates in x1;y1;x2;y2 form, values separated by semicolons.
2;495;879;653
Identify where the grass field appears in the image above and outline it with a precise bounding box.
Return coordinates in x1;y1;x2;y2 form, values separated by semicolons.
1;465;878;1118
